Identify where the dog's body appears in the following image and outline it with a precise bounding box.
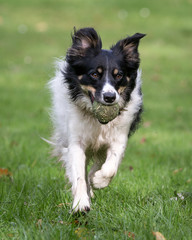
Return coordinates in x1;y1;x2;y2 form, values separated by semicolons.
49;28;145;212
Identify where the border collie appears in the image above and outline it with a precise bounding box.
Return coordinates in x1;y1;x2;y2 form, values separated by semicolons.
49;27;145;212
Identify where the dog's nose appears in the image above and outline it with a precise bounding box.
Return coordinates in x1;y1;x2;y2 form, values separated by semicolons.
103;92;116;103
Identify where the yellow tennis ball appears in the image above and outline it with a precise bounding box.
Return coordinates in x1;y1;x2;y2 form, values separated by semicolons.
92;102;120;124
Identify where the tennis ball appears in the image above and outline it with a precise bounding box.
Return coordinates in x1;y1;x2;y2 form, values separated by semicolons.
92;101;120;124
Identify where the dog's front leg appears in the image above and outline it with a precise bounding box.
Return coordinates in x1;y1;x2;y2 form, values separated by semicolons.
91;137;127;189
67;144;90;212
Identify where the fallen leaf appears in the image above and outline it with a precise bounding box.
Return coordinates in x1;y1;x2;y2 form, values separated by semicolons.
0;168;12;177
125;231;135;239
129;166;134;171
7;233;14;237
128;232;135;239
140;137;146;144
36;219;42;228
73;219;80;225
152;231;166;240
173;168;183;174
57;203;64;207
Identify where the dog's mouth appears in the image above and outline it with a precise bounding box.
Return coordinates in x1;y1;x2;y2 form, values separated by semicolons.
80;85;96;104
87;89;120;125
88;91;95;104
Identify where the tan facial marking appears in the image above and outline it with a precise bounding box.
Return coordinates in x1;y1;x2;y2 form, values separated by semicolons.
97;67;103;74
78;75;83;80
113;69;119;75
118;86;126;94
81;85;96;96
126;76;130;82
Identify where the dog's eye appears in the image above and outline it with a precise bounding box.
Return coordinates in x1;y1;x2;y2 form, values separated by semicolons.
115;73;123;81
90;72;99;80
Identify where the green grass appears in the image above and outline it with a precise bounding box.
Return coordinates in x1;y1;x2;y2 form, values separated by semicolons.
0;0;192;239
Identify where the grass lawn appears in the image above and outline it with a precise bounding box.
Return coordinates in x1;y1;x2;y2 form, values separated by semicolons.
0;0;192;239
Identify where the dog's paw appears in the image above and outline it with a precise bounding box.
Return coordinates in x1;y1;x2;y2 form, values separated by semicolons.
92;169;113;189
72;195;90;213
91;161;117;189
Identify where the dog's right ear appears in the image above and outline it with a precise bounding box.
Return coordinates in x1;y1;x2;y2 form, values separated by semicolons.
67;27;102;58
111;33;146;70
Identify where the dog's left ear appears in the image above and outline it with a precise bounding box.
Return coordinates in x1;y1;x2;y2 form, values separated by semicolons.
67;27;102;58
111;33;146;68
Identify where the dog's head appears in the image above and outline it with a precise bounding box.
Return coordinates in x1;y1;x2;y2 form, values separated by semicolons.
65;27;145;110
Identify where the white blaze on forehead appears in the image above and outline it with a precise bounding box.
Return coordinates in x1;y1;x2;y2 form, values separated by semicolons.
102;55;120;102
105;55;110;83
102;82;116;93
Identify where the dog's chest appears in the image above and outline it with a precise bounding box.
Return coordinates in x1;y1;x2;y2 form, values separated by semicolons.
79;118;119;150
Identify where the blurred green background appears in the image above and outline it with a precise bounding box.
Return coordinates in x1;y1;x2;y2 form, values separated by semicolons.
1;0;192;122
0;0;192;239
0;0;191;165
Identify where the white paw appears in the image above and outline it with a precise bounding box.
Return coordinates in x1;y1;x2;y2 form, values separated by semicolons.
91;161;117;189
72;195;90;213
92;169;114;189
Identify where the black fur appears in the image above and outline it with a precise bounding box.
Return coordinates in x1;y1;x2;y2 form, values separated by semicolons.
129;103;143;137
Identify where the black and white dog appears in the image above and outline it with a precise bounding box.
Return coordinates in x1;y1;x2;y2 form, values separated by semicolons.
49;27;145;212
